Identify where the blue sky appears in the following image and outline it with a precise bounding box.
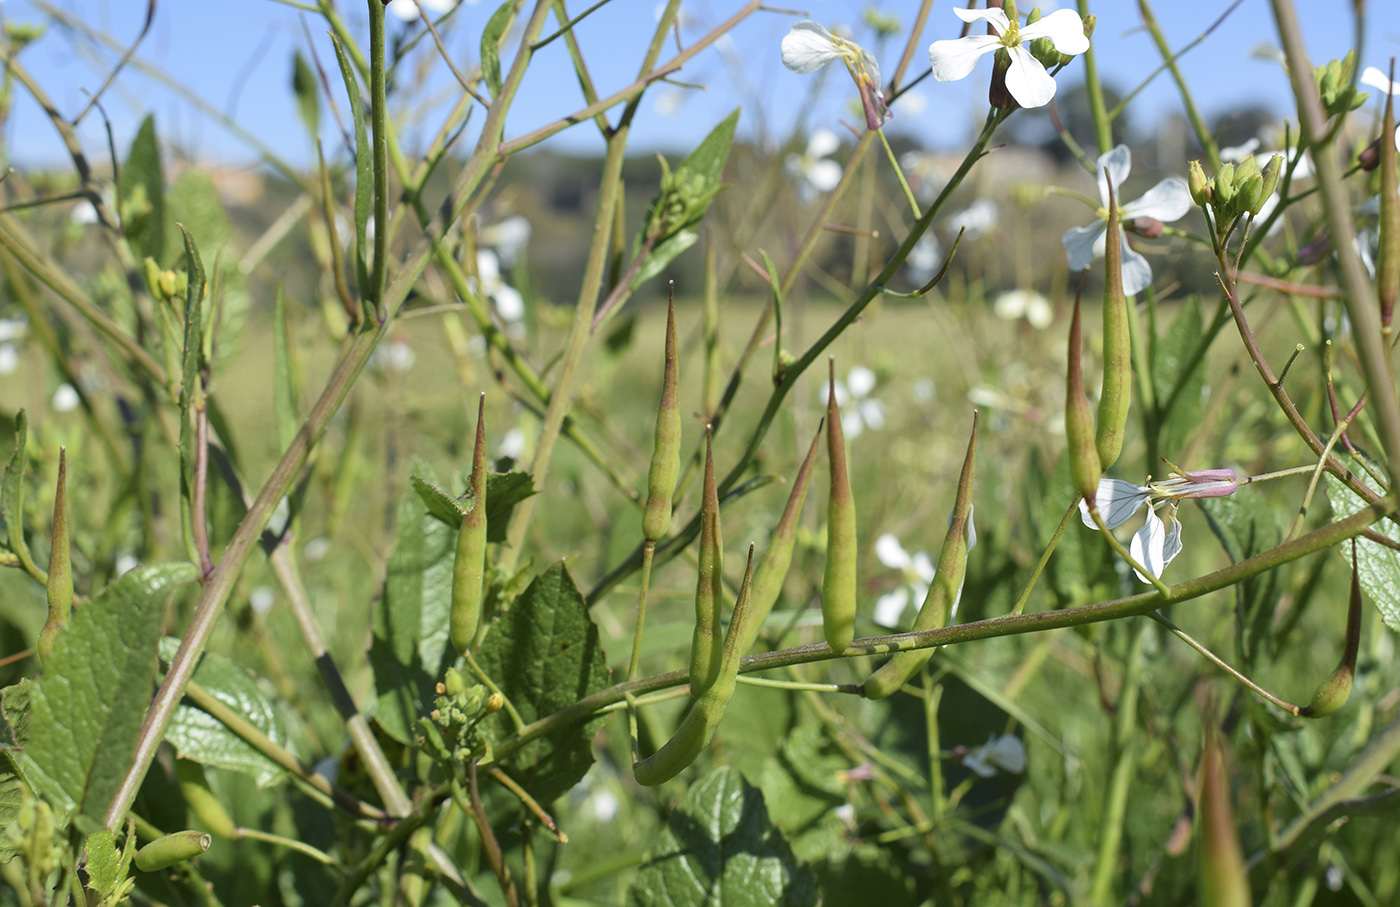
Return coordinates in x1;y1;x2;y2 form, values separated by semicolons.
3;0;1394;171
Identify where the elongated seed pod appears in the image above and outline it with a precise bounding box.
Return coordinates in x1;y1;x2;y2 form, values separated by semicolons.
822;359;857;654
643;296;682;541
1196;722;1250;907
1097;173;1130;470
1302;544;1363;718
1066;295;1102;508
635;545;756;785
38;449;72;662
864;413;977;699
688;429;724;696
175;761;237;839
1380;67;1398;331
738;424;824;655
450;394;488;655
134;831;212;872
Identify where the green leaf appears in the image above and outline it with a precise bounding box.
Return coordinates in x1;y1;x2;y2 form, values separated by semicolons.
630;229;698;291
477;562;609;803
10;564;197;825
272;283;298;451
480;0;516;99
292;52;320;139
757;725;847;862
119;115;166;261
1150;295;1207;457
370;461;457;743
411;474;467;527
0;770;21;863
1325;465;1400;631
414;470;536;544
629;765;817;907
1201;492;1282;667
330;35;372;303
1;410;38;574
680;108;740;188
84;830;123;898
178;225;206;498
159;639;291;788
165;171;229;267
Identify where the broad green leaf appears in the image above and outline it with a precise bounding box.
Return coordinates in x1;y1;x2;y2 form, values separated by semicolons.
757;725;847;862
1;682;29;751
1150;295;1207;457
630;229;697;291
414;469;536;544
477;562;610;803
1;410;38;574
1325;466;1400;630
629;765;817;907
119;115;166;261
159;639;291;788
680;108;740;187
273;283;298;451
411;473;467;527
0;770;21;863
292;52;320;139
12;564;197;825
812;845;918;907
1201;492;1282;667
167;172;247;373
370;461;457;743
330;35;372;303
480;0;516;99
165;171;229;266
84;830;123;898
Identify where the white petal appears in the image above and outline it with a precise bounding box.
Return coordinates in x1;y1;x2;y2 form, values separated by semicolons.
494;284;525;322
782;22;842;74
1096;145;1132;206
1119;239;1155;297
476;248;502;282
1129;508;1167;583
952;7;1011;30
987;734;1027;773
1219;137;1261;162
874;588;911;627
928;34;1003;83
1004;46;1058;109
842;410;864;439
847;365;877;397
480;215;531;265
1161;512;1184;569
387;0;422;21
912;552;936;583
965;504;976;551
807;128;840;159
876;533;913;569
1122;177;1192;223
1361;65;1399;96
1025;295;1053;329
0;344;17;375
994;289;1030;319
1081;478;1150;529
806;159;844;193
858;399;885;431
52;383;80;413
1019;9;1089;55
964;751;997;778
1062;222;1106;271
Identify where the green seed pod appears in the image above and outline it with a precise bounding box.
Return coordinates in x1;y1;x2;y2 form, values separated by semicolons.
1188;160;1212;207
1097;174;1130;471
133;831;212;873
864;413;978;700
175;761;237;839
1257;153;1284;209
1302;548;1363;718
1379;73;1398;330
1065;296;1101;508
688;429;724;696
643;296;682;541
38;448;72;662
450;394;488;655
1196;724;1251;907
635;544;756;785
738;424;824;655
822;359;857;654
1237;174;1265;220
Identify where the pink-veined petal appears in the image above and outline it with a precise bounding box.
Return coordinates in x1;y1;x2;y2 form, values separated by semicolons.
1004;46;1058;108
782;21;843;74
1018;9;1089;55
1122;177;1192;223
1129;507;1167;582
1081;478;1150;528
806;159;844;192
952;7;1011;32
1161;511;1183;568
928;34;1003;83
1063;222;1106;271
1096;145;1132;206
1119;238;1154;297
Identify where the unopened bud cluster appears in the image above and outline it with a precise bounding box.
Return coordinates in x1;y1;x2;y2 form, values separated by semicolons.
1315;50;1368;118
644;158;722;246
417;666;502;768
144;256;189;306
1188;154;1283;237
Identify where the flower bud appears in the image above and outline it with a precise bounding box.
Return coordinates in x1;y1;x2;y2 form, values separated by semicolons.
643;296;682;541
1231;153;1259;186
1301;547;1363;718
485;692;505;713
1129;217;1164;239
1066;295;1101;508
1188;160;1212;207
1257;153;1284;205
988;48;1016;111
1213;163;1236;210
689;428;724;695
1359;135;1382;172
1237;173;1265;219
134;831;211;872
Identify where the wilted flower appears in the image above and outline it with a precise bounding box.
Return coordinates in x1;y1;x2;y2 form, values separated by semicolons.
928;6;1089;109
1062;145;1192;296
824;365;885;439
781;21;890;130
963;734;1026;777
786;129;844;201
994;289;1052;329
1079;468;1237;582
873;534;936;627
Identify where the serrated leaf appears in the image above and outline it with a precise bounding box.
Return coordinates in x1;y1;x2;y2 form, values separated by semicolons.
1;410;38;575
273;283;298;451
415;470;536;544
0;771;21;864
629;765;817;907
330;35;372;302
411;474;467;526
11;564;197;825
1151;295;1207;457
370;461;457;743
159;639;291;788
757;725;846;862
481;0;516;99
1325;466;1400;630
292;51;319;139
84;830;123;897
165;171;229;267
477;562;609;803
119;115;166;261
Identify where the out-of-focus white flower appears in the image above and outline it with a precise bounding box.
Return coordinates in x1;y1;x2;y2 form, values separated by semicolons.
786;129;844;201
1218;138;1261;162
963;734;1026;777
475;249;525;324
71;200;100;225
249;585;276;615
825;365;884;439
994;289;1053;329
893;90;927;116
912;378;936;403
115;554;139;577
950;198;999;240
498;426;527;460
478;215;531;267
0;344;17;375
899;151;955;204
0;318;27;343
905;233;944;286
834;803;856;825
928;7;1089;109
781;21;889;130
654;88;685;118
387;0;455;22
590;789;618;822
1062;145;1192;296
371;336;416;374
873;534;936;627
303;537;332;563
52;383;80;412
1361;66;1400;150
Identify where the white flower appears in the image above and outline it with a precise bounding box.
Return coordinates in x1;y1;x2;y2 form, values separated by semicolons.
478;215;532;267
825;365;884;439
1360;66;1400;150
904;233;944;286
114;553;139;577
387;0;455;22
0;318;27;343
1061;145;1193;296
786;129;844;201
70;199;100;225
52;383;80;413
963;734;1026;778
497;426;527;460
873;534;936;627
303;537;332;563
370;336;416;374
475;249;525;325
928;7;1089;109
781;21;889;130
0;345;17;375
994;289;1052;329
654;88;685;118
249;585;276;615
912;378;936;403
1218;137;1261;162
950;198;998;239
1079;468;1237;583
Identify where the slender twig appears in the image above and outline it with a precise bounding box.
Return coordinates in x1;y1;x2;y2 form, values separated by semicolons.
192;398;214;578
71;0;156;124
465;764;520;907
1009;501;1079;616
488;768;566;842
1146;612;1300;714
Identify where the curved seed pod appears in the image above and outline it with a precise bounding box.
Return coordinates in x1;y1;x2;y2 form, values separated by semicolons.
636;544;755;785
38;448;72;662
1302;544;1363;718
1066;295;1102;508
1097;172;1130;470
1380;68;1398;331
738;423;824;655
864;413;977;700
1196;722;1250;907
450;394;488;655
643;295;682;541
134;831;212;873
175;760;237;839
822;359;857;654
688;429;724;696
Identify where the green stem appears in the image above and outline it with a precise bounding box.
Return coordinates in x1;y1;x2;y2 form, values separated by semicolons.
1009;501;1077;616
368;0;389;317
330;798;439;907
878;127;921;217
1089;621;1147;905
1138;0;1219;169
1089;506;1172;597
234;827;343;868
1146;611;1300;713
1077;0;1113;156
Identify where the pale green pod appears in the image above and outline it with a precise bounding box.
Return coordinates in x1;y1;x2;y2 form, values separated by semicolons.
864;413;977;700
822;359;857;654
1379;77;1398;329
1302;549;1362;718
1096;174;1130;471
688;430;724;696
450;394;488;655
636;544;755;786
133;831;212;872
1066;296;1102;507
38;448;72;662
175;761;237;839
1197;725;1251;907
737;424;823;655
643;297;681;541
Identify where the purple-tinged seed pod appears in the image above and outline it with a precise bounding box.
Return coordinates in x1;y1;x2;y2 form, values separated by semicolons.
643;294;682;542
1097;171;1130;471
38;448;71;662
1379;65;1398;332
688;429;724;696
1066;295;1102;508
822;359;857;654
